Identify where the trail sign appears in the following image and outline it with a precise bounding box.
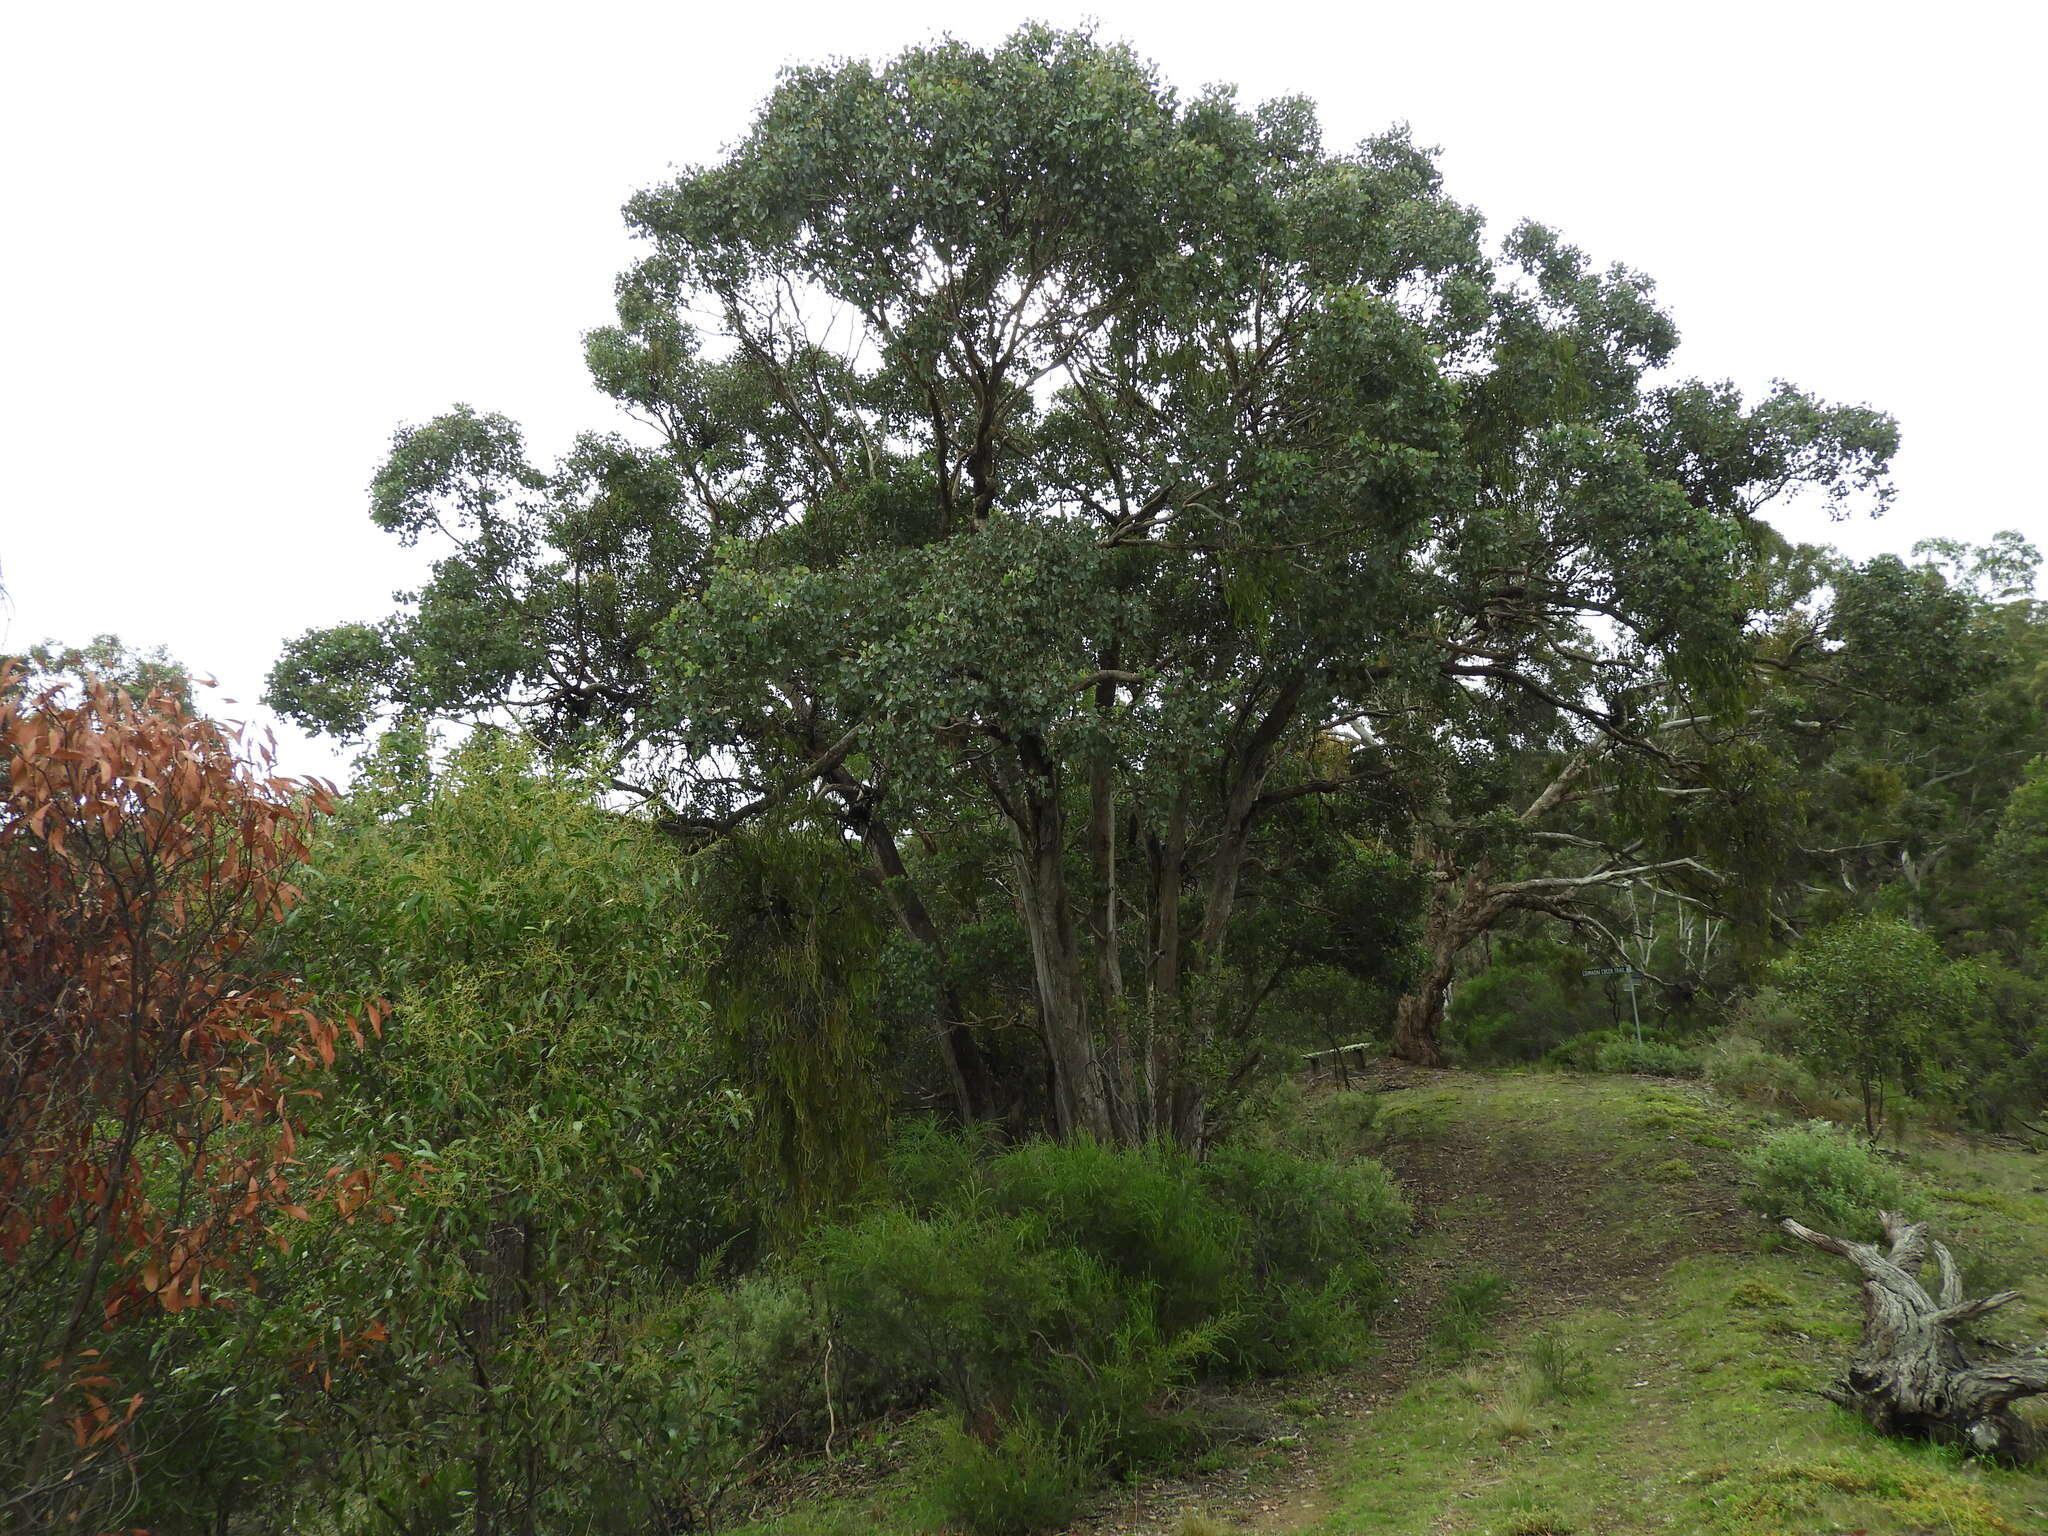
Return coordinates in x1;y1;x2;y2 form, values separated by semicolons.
1582;966;1645;1042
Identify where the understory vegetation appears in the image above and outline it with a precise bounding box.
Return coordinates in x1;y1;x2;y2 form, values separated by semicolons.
6;23;2048;1536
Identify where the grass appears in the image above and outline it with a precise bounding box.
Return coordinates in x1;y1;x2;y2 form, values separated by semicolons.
1303;1082;2048;1536
734;1073;2048;1535
1311;1247;2048;1535
1431;1267;1511;1360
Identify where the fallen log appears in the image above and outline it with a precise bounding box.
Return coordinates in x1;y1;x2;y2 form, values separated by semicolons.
1782;1209;2047;1460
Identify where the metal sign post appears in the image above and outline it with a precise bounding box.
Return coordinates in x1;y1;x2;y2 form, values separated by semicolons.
1583;966;1644;1045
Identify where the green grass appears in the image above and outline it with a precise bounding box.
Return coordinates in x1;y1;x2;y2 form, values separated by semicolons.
736;1074;2048;1536
1304;1088;2048;1536
1312;1246;2048;1535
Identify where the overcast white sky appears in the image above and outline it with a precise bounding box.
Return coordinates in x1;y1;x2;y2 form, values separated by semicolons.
4;1;2041;779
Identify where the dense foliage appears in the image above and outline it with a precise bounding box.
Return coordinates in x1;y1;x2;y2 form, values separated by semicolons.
0;666;362;1530
813;1127;1406;1532
5;24;2044;1535
268;25;1897;1140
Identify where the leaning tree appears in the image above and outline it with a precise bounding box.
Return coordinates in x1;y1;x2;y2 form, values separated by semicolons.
270;27;1896;1143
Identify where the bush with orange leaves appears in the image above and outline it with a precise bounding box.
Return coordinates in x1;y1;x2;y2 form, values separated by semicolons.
0;663;371;1528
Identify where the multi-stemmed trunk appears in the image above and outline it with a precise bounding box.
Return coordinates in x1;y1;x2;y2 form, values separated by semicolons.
850;801;998;1125
1011;765;1119;1142
1003;675;1303;1148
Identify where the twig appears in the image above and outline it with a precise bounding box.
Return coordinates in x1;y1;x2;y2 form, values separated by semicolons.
822;1335;838;1460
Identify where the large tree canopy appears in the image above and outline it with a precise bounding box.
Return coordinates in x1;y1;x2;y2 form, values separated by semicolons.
270;27;1896;1144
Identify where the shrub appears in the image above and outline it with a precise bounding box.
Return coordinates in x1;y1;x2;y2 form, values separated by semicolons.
1972;1034;2048;1135
1523;1334;1595;1402
1197;1144;1408;1370
688;1271;921;1448
1725;987;1807;1055
1430;1267;1510;1360
1592;1040;1704;1078
1444;938;1609;1062
1740;1120;1925;1240
1199;1144;1408;1280
0;671;359;1528
1702;1035;1825;1112
1262;1085;1383;1161
925;1415;1090;1536
981;1137;1235;1332
883;1115;999;1216
1542;1028;1631;1071
815;1206;1130;1434
1771;916;1982;1137
812;1127;1410;1510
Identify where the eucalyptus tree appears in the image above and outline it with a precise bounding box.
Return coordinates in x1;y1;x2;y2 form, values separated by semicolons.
1775;915;1981;1137
1384;536;2039;1073
270;27;1894;1142
1789;537;2048;918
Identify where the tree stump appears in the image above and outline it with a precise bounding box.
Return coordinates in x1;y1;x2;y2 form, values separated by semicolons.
1783;1209;2048;1460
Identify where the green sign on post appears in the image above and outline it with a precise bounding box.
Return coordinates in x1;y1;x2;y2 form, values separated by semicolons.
1583;966;1645;1043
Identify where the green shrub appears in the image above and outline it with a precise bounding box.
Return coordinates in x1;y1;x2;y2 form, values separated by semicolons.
1430;1267;1510;1359
1702;1035;1825;1111
816;1206;1133;1433
689;1271;921;1449
691;1272;823;1437
925;1415;1090;1536
1523;1333;1595;1402
1197;1143;1408;1370
1199;1144;1408;1279
883;1115;998;1216
1740;1120;1925;1240
1445;939;1609;1062
1725;987;1806;1055
1543;1029;1631;1071
1592;1040;1704;1077
811;1126;1410;1512
1265;1086;1383;1161
982;1137;1235;1332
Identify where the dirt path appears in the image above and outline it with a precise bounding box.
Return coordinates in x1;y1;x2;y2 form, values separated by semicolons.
1065;1068;1755;1536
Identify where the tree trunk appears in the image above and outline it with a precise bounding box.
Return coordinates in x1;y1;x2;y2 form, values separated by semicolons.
1143;790;1189;1141
1388;754;1595;1067
1087;696;1134;1137
1390;980;1451;1068
1390;884;1503;1068
854;809;998;1124
1155;670;1303;1146
1783;1211;2048;1460
1010;771;1116;1142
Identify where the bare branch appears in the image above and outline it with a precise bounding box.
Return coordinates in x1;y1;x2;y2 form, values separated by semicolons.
1491;857;1722;897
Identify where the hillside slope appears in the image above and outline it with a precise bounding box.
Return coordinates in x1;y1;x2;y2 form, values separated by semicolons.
745;1071;2048;1536
1100;1072;2048;1536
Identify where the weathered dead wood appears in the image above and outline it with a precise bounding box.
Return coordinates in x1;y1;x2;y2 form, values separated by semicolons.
1782;1209;2048;1460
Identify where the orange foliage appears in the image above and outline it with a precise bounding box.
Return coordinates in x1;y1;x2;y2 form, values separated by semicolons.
0;662;374;1500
